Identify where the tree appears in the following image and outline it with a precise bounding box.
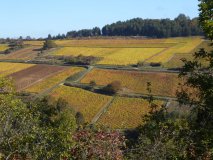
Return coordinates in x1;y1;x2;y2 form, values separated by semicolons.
29;96;77;159
127;106;189;159
127;83;189;159
43;40;57;50
75;112;85;126
0;77;38;159
199;0;213;40
47;34;52;40
102;81;121;95
0;78;77;159
176;0;213;158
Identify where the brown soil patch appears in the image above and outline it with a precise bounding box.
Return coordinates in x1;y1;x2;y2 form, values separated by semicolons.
0;46;41;60
9;64;68;91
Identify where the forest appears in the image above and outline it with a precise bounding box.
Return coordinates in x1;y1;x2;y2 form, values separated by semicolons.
65;14;203;38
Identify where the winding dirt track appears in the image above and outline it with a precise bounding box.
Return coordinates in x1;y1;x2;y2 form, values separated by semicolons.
9;64;68;91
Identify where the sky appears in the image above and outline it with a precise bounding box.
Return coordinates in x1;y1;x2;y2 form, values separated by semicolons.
0;0;200;38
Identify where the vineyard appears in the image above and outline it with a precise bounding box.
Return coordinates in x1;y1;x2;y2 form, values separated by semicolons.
0;44;9;52
54;38;173;47
0;37;205;129
146;37;203;63
52;47;166;65
9;64;67;91
97;97;164;129
0;62;35;76
0;46;41;60
50;37;203;66
23;41;44;46
50;86;112;122
25;67;84;93
81;68;180;97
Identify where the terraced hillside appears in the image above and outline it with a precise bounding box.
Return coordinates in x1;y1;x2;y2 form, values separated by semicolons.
50;86;112;122
97;97;164;129
0;62;35;76
9;64;67;91
48;37;203;67
81;68;180;97
0;46;41;60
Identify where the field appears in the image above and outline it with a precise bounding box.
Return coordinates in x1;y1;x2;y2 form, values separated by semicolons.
164;53;193;68
0;37;203;129
146;37;203;63
0;44;9;52
97;97;164;129
25;67;85;93
9;64;67;91
81;68;180;97
50;86;112;122
0;46;41;60
52;47;166;65
0;62;35;77
54;38;175;48
23;41;44;46
49;37;203;66
164;40;212;68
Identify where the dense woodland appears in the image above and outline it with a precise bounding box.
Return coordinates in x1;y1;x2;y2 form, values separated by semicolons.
66;14;203;38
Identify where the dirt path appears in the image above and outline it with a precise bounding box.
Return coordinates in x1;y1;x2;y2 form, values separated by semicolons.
72;66;94;83
117;92;177;101
36;67;93;98
90;96;115;125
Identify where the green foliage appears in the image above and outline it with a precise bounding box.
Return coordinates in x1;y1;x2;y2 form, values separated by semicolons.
66;27;101;38
127;82;189;159
102;14;202;37
64;54;101;65
43;40;57;50
0;78;77;159
29;96;77;159
199;0;213;40
75;112;85;127
102;81;122;95
0;78;38;159
176;1;213;158
127;106;189;160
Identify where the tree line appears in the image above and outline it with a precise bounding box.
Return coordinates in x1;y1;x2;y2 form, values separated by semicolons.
64;14;203;39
